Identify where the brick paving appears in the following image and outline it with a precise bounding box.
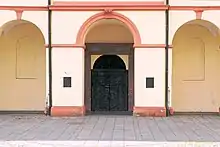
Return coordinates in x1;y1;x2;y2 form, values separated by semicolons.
0;114;220;146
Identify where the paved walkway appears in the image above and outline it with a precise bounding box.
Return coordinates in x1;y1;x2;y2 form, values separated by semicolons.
0;114;220;146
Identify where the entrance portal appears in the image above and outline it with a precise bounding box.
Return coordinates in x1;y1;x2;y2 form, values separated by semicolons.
91;55;128;112
83;17;135;114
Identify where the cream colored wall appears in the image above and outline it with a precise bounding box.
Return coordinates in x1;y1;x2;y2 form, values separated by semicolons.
117;11;166;107
52;11;165;44
52;12;98;44
52;48;84;106
0;11;16;29
172;24;220;112
0;0;47;6
91;55;128;69
118;11;165;44
170;0;220;6
203;11;220;31
52;10;165;108
0;22;46;111
169;11;195;45
53;0;164;2
135;48;165;107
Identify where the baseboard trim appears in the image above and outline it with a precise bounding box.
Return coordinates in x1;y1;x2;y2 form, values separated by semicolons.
174;112;219;115
51;106;85;117
133;106;166;117
0;111;45;115
88;111;133;115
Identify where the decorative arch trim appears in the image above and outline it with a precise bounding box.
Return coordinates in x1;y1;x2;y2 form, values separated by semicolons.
76;11;141;46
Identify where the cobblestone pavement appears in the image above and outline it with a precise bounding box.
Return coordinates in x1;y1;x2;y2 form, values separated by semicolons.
0;114;220;146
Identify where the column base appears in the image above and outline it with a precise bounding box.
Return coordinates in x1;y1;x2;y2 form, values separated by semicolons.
51;106;85;117
133;106;173;117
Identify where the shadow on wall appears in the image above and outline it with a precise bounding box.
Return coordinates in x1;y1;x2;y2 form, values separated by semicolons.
0;20;46;111
172;19;220;113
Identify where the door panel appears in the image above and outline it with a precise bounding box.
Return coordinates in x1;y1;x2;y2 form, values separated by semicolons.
109;71;128;111
91;71;110;111
91;69;128;111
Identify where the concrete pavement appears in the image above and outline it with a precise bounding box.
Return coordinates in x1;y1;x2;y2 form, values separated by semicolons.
0;114;220;146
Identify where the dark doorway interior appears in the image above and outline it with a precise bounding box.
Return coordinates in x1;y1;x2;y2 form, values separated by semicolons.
91;55;128;112
84;43;134;115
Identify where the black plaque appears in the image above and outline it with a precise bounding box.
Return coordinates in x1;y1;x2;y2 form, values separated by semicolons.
63;77;71;88
146;77;154;88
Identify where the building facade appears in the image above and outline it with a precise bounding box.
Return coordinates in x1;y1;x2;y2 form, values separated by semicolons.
1;0;220;117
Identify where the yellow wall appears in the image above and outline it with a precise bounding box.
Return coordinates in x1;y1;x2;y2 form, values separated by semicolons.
0;21;46;111
172;23;220;112
85;19;133;43
91;55;100;69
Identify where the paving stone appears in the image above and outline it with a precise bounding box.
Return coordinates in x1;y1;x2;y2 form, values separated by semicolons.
0;114;220;143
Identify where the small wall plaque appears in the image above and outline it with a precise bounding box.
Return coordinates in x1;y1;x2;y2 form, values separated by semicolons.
146;77;154;88
63;77;71;88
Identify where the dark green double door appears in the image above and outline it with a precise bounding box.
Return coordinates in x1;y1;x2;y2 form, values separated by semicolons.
91;69;128;112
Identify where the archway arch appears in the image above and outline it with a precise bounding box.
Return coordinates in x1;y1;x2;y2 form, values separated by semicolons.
0;20;46;111
91;55;128;112
171;19;220;113
0;19;45;42
172;19;220;45
93;55;126;69
83;12;135;114
76;11;141;46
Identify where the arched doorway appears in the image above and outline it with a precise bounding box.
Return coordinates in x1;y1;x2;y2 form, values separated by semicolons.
0;20;46;111
82;13;136;114
172;19;220;113
92;55;128;111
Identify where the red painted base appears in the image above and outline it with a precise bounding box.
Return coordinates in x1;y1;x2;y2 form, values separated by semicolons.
51;106;85;117
50;106;174;117
133;107;174;117
133;106;166;117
